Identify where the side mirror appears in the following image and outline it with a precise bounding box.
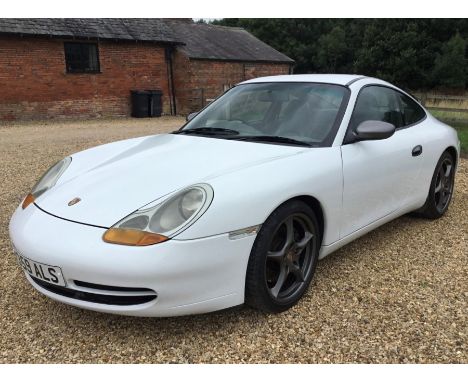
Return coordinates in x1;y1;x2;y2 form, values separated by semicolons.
186;112;198;122
354;120;396;141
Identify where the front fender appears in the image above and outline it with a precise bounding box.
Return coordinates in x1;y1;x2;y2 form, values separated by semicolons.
177;147;343;246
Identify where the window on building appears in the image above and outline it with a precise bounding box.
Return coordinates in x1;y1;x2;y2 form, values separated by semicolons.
64;42;100;73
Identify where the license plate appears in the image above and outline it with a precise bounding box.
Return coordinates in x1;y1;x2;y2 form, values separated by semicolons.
16;254;66;287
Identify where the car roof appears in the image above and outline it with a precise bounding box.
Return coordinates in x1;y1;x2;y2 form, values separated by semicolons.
240;74;367;86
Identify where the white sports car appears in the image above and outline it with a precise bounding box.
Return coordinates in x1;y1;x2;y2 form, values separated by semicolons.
10;74;460;317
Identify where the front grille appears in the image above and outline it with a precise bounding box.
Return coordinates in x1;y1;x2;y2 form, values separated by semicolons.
30;276;157;306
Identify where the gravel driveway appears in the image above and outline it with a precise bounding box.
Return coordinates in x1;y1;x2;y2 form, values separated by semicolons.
0;117;466;363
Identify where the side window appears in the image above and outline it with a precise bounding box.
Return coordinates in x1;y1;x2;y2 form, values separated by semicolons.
397;93;426;127
350;86;403;131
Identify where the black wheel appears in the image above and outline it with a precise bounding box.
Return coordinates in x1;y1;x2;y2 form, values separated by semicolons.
245;200;320;313
416;151;455;219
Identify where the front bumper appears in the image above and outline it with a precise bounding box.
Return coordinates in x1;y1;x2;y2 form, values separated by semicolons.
9;204;256;317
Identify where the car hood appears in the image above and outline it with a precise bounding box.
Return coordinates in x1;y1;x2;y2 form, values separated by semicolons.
36;134;305;227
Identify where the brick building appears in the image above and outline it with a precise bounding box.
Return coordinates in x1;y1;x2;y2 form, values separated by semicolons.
0;19;293;121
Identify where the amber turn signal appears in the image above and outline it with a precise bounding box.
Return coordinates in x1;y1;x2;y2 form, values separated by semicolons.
103;228;169;246
22;193;35;209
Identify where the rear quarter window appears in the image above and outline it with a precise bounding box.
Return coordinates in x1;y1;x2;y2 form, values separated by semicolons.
397;93;426;127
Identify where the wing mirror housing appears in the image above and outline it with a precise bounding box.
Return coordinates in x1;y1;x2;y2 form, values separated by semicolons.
186;112;198;122
352;120;396;142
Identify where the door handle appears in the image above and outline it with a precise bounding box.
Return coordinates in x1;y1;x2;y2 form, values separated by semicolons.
412;145;423;157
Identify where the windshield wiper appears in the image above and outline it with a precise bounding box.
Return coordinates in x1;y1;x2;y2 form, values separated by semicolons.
172;127;240;136
230;135;313;147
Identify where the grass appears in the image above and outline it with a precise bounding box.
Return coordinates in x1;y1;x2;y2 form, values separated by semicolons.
430;109;468;155
453;123;468;156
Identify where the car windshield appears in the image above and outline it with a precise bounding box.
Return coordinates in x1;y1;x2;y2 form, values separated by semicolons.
179;82;349;146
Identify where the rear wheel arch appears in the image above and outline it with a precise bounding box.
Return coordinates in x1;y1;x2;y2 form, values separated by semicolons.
445;146;458;167
414;149;456;219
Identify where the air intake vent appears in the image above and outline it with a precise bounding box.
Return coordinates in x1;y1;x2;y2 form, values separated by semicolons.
30;277;157;306
73;280;154;293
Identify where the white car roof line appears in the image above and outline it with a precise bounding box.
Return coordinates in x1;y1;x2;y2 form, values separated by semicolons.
345;76;367;86
239;74;369;86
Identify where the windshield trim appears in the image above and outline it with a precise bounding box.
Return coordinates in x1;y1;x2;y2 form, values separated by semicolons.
175;82;351;148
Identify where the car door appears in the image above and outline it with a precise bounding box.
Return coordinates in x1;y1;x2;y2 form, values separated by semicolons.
340;85;426;238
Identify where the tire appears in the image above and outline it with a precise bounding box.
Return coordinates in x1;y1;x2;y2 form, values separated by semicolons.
245;200;320;313
416;151;456;219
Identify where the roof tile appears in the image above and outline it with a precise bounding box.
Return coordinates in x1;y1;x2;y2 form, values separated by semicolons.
0;18;182;43
167;21;293;63
0;19;294;63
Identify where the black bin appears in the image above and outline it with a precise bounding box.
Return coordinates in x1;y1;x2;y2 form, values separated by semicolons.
147;89;163;117
131;89;162;118
131;90;150;118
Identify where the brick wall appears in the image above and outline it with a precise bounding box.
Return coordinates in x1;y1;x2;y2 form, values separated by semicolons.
0;36;171;121
173;52;291;114
0;35;292;120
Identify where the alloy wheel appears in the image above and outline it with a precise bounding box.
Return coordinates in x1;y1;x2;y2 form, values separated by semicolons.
265;213;316;302
434;157;454;213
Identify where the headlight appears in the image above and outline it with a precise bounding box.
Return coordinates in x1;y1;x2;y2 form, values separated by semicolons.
103;184;214;246
22;157;72;209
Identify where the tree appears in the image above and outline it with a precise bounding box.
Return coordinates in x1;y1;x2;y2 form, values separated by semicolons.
432;33;467;89
353;20;434;89
315;26;347;73
211;18;468;90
